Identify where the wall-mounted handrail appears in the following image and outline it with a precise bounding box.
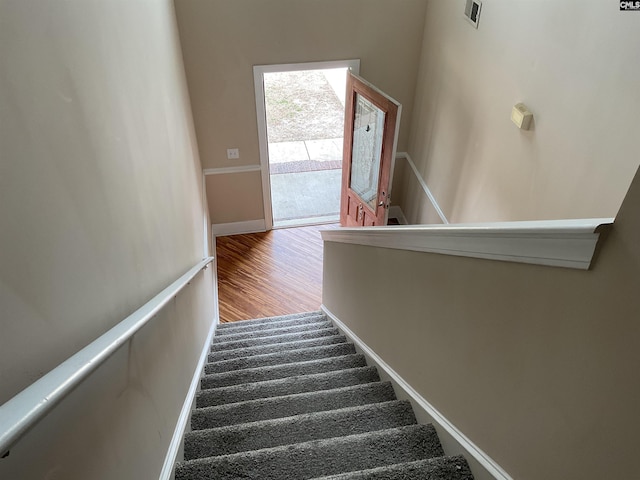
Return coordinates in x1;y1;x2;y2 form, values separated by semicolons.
0;256;214;456
321;218;614;270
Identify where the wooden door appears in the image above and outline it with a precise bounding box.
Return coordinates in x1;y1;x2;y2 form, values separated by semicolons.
340;72;402;226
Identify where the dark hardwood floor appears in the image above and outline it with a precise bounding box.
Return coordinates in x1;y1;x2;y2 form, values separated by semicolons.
216;224;338;323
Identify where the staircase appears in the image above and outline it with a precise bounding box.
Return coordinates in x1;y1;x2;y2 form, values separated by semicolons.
175;311;474;480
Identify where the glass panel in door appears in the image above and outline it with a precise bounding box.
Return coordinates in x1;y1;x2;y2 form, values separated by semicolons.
349;93;386;211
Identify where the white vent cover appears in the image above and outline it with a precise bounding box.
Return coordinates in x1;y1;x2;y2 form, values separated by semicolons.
464;0;482;28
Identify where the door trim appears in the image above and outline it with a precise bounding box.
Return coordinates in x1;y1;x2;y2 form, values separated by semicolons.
253;59;361;230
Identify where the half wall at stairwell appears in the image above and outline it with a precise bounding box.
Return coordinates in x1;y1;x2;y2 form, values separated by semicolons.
322;166;640;480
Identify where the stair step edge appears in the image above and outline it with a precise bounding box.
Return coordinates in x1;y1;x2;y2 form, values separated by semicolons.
190;381;397;430
215;319;331;337
177;424;444;475
216;311;323;329
211;320;333;342
200;353;367;390
308;455;474;480
196;365;379;408
195;380;395;413
215;314;328;335
210;327;340;351
204;342;356;374
184;400;417;460
187;400;414;437
208;335;347;361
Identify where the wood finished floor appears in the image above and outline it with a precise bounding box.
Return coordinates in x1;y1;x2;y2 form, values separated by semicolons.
216;224;338;323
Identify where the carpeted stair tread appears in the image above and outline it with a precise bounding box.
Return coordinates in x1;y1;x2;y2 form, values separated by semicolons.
181;311;474;480
197;366;380;407
184;400;417;460
210;327;340;352
216;315;327;336
216;311;323;331
309;455;474;480
208;335;348;362
191;381;396;430
175;424;444;480
204;343;356;374
212;319;332;342
201;354;367;389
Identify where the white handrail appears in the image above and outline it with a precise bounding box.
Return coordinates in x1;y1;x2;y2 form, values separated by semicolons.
0;256;214;456
321;218;614;269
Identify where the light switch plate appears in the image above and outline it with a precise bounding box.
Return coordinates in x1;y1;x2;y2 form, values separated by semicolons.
227;148;240;159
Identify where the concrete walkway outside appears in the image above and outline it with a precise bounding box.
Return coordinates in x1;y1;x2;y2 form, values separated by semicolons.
265;69;346;227
269;138;342;176
270;142;342;225
271;170;341;228
270;138;342;163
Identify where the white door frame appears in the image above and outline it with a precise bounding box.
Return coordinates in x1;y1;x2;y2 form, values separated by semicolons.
253;59;361;230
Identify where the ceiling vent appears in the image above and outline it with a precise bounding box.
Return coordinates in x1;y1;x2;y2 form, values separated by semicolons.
464;0;482;28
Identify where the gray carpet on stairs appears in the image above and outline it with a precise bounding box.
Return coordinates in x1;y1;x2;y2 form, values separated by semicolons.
211;319;332;342
208;334;348;361
177;425;444;480
185;400;416;459
211;326;340;351
177;311;474;480
204;342;356;374
196;366;380;407
215;313;326;334
191;382;397;430
217;311;323;329
200;353;368;389
311;455;474;480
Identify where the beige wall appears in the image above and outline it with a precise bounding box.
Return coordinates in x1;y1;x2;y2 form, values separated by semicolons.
174;0;428;224
0;0;214;477
323;167;640;479
402;1;640;223
0;272;214;480
396;157;445;224
205;172;265;223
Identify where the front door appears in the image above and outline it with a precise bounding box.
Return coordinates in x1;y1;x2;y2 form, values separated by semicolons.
340;72;402;226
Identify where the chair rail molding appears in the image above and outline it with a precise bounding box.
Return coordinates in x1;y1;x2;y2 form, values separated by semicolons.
203;165;262;176
321;218;614;270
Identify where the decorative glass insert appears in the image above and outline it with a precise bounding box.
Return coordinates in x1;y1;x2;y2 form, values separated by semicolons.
349;93;386;210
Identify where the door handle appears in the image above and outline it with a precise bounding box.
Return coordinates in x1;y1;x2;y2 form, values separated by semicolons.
378;192;390;209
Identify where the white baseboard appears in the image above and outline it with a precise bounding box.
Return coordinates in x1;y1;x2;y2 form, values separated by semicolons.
321;305;512;480
388;206;408;225
211;219;266;237
159;317;218;480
